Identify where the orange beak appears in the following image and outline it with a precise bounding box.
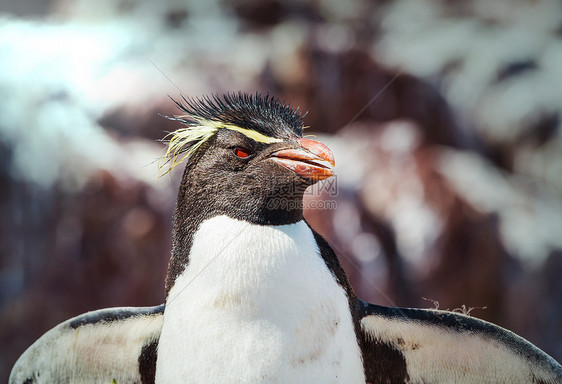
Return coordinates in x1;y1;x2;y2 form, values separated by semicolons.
270;138;335;181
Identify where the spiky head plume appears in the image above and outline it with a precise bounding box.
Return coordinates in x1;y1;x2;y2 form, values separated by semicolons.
159;92;305;176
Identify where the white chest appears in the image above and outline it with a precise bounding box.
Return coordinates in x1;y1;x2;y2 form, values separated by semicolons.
156;216;365;384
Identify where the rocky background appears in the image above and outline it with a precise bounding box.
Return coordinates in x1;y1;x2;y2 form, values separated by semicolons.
1;0;561;380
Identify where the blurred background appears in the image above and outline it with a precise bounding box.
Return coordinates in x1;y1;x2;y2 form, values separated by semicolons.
1;0;561;379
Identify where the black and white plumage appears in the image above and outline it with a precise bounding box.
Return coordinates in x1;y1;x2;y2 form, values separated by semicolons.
10;93;562;384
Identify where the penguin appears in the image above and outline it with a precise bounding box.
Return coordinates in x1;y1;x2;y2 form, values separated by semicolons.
10;93;562;384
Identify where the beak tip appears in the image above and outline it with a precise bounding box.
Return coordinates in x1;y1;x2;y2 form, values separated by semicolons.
298;137;335;165
270;138;335;181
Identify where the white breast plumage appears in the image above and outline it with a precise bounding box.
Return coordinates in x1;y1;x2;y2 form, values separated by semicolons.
156;215;365;384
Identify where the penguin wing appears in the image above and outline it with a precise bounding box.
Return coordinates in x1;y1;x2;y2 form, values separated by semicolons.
9;304;164;384
358;300;562;384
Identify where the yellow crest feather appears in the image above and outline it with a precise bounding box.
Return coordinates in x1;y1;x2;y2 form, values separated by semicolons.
158;120;218;177
221;124;282;144
158;119;283;177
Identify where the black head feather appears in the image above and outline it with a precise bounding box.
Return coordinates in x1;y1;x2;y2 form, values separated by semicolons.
172;92;305;139
160;93;306;176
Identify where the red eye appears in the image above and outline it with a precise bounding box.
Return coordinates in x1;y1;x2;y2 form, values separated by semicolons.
234;147;251;158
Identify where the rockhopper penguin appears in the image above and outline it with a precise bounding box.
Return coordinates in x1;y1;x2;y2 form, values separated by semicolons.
10;93;562;384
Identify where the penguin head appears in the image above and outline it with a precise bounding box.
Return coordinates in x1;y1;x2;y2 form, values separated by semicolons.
161;93;335;225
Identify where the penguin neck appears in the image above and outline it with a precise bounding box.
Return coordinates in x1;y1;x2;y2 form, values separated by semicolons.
165;162;306;295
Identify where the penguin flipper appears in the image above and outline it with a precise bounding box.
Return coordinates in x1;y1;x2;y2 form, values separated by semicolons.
358;300;562;384
9;304;164;384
